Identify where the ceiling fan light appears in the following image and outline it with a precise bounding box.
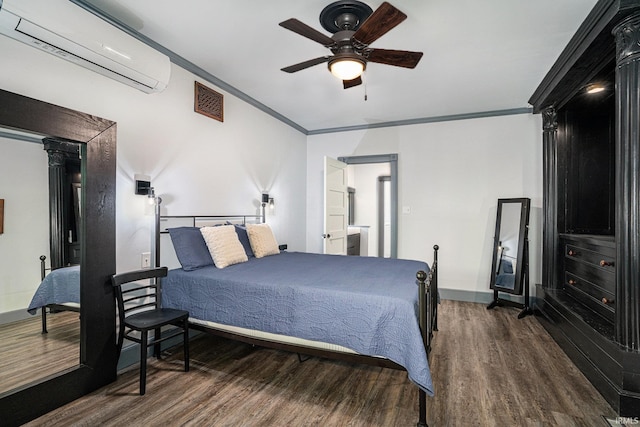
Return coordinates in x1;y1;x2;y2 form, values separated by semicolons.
329;58;365;81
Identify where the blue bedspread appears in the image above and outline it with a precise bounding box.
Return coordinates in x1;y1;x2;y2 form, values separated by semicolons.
162;251;434;396
27;266;80;314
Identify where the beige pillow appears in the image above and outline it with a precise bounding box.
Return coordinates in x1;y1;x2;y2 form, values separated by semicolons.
246;223;280;258
200;225;248;268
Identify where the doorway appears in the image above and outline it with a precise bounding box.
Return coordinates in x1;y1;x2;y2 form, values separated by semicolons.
338;154;398;258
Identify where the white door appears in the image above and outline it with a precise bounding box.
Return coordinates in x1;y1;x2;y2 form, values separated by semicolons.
323;156;348;255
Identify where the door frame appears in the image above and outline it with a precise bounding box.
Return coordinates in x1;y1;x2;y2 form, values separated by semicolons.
338;154;398;258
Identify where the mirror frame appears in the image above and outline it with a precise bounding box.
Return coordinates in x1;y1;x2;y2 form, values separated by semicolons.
489;197;530;296
0;89;117;425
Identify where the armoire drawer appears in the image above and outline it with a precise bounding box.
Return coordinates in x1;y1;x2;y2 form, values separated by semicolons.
563;258;615;295
564;243;615;270
564;271;614;322
560;235;616;324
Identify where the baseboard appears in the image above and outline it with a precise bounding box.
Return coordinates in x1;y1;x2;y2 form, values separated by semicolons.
439;288;531;306
0;307;35;325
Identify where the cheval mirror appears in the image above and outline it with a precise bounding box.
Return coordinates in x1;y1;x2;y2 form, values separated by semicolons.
487;197;531;318
0;89;117;426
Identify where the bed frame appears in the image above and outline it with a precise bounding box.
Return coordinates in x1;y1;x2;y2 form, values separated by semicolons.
158;215;439;427
38;255;80;334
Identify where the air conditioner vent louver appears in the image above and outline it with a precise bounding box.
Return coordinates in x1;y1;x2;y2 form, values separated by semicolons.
0;0;170;93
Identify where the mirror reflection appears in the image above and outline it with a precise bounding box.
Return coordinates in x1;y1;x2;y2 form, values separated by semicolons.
489;198;530;296
0;132;81;395
493;203;522;291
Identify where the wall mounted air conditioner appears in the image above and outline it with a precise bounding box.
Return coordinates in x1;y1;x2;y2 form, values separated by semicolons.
0;0;170;93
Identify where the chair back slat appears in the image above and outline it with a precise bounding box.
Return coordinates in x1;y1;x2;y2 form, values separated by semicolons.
112;267;167;287
111;267;168;325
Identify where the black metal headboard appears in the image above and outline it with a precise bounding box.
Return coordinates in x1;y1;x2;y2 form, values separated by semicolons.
157;214;263;268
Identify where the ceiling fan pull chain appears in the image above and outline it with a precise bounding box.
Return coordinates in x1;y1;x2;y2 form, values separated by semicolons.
364;75;368;101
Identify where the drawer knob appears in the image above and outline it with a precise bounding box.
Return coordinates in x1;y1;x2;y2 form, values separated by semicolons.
600;260;614;267
602;297;614;305
568;250;578;257
568;279;577;286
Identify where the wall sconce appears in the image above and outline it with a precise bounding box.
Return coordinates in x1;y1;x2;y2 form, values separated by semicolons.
261;193;275;208
261;192;275;222
135;174;151;195
134;174;161;206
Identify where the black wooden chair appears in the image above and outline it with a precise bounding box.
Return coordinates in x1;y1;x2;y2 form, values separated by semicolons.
111;267;190;395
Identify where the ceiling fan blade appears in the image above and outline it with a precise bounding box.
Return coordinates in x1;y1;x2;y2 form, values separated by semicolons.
352;2;407;46
281;56;330;73
367;49;423;68
279;18;335;47
343;76;362;89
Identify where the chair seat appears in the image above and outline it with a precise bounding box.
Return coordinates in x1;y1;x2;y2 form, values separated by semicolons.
125;308;189;330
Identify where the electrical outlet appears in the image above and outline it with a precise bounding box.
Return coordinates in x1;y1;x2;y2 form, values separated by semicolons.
141;252;151;268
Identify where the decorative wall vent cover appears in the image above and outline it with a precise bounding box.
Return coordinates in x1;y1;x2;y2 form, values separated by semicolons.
194;81;223;122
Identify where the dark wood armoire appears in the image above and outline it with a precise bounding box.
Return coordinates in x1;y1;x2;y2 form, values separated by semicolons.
529;0;640;416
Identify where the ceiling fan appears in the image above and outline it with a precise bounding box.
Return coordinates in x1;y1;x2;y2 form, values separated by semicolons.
279;1;423;89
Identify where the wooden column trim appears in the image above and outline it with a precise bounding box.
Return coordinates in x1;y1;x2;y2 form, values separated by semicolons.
43;138;80;269
614;13;640;349
46;150;66;269
542;107;558;290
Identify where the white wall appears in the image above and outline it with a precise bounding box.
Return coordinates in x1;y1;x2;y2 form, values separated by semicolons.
307;114;543;299
0;137;49;313
0;34;307;308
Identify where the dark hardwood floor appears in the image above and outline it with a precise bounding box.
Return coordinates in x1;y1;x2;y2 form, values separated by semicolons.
22;300;615;426
0;310;79;394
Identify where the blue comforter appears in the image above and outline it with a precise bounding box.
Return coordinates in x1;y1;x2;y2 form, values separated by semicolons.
162;251;434;396
27;266;80;314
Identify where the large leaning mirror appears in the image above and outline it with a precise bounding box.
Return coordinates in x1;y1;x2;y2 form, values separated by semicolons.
488;198;531;317
489;198;530;295
0;89;117;426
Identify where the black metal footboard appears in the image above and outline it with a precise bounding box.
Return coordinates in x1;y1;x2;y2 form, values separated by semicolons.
38;255;80;334
416;244;439;427
39;255;50;334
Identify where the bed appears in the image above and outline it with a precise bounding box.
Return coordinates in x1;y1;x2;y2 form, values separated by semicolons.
158;215;438;426
27;256;80;333
495;256;516;290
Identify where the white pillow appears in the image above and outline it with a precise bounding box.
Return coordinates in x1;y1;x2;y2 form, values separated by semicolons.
200;225;248;268
246;223;280;258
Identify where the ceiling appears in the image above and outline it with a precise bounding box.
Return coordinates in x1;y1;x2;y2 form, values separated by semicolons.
78;0;598;134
